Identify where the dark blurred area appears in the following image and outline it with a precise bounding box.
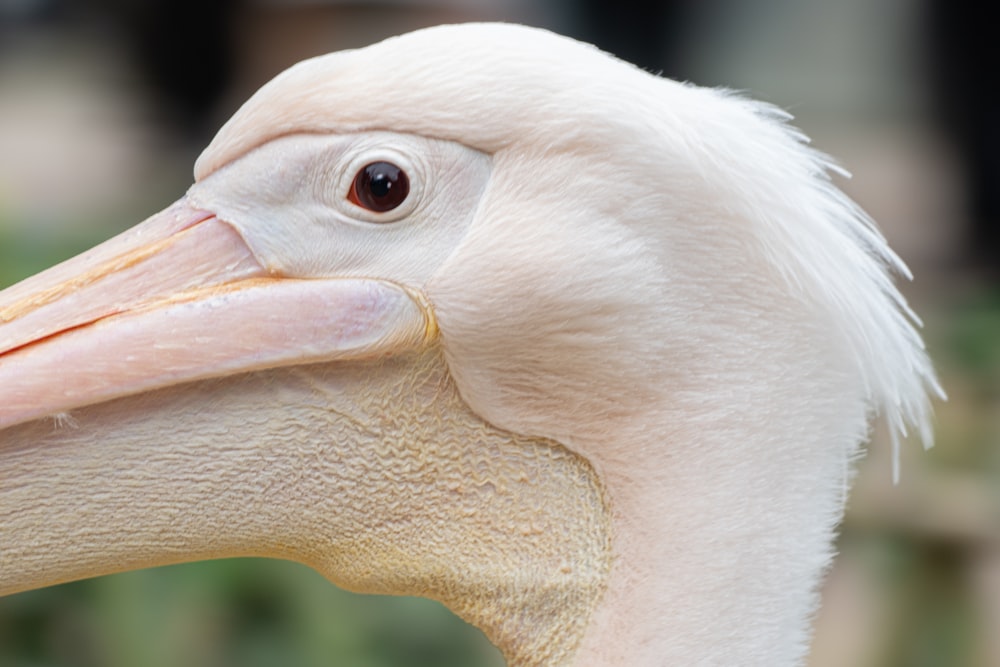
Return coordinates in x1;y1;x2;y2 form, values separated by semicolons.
1;1;997;666
924;0;1000;274
108;0;237;140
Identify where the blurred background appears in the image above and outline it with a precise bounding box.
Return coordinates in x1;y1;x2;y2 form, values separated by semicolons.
0;0;997;665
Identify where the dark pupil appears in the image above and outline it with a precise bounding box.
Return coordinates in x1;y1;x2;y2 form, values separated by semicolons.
354;161;409;213
370;173;392;198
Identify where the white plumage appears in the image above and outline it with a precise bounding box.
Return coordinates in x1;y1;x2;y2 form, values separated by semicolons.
0;23;941;666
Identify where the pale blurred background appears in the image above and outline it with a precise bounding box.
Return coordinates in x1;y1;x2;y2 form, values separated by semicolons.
0;1;997;666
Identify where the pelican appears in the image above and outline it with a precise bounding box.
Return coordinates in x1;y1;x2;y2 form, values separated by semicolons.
0;23;940;666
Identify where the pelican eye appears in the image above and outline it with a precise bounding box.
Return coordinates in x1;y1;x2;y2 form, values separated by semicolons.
347;161;410;214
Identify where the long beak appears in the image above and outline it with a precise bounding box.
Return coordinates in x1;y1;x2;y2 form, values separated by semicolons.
0;199;610;667
0;198;432;428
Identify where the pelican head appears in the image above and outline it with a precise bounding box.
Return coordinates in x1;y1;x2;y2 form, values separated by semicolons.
0;23;940;666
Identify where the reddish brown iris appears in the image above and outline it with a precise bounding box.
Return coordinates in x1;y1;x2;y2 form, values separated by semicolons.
348;161;410;214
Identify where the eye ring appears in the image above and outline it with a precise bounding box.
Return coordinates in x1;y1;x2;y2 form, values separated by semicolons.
347;161;410;214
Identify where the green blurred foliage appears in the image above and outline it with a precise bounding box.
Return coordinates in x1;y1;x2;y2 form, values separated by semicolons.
947;288;1000;393
0;560;503;667
929;287;1000;474
0;227;98;288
